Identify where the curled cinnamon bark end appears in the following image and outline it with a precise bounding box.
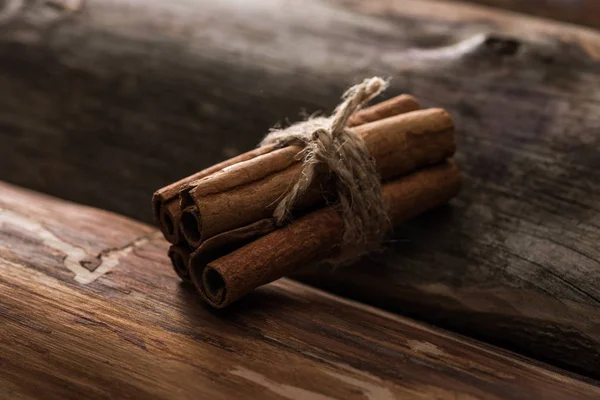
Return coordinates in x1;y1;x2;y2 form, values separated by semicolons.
202;267;227;307
188;253;229;308
180;206;203;248
159;201;183;244
188;219;278;306
152;196;162;228
152;195;172;242
168;245;192;283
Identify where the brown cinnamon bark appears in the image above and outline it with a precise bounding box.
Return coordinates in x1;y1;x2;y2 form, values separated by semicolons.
347;94;420;127
153;144;278;243
187;219;277;272
155;94;419;245
190;161;461;308
182;108;455;247
167;245;193;283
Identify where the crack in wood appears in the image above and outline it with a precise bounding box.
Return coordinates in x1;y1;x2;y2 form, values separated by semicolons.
230;367;338;400
0;208;157;284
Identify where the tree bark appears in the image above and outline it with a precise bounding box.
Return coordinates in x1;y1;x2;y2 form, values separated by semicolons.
4;181;599;399
1;0;600;378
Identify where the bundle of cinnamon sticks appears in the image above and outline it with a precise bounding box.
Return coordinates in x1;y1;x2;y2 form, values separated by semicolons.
153;93;460;308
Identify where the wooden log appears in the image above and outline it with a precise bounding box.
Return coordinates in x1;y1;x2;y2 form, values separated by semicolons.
1;181;599;400
1;0;600;378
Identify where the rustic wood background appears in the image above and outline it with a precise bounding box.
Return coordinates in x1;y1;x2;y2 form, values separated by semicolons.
2;181;600;400
1;0;599;380
449;0;600;30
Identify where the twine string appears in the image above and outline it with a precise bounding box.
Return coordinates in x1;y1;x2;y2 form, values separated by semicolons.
260;77;390;254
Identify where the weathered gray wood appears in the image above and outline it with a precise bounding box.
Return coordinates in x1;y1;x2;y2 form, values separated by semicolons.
5;181;600;400
1;0;600;378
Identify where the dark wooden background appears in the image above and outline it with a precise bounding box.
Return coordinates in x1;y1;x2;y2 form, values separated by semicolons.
1;0;599;381
449;0;600;30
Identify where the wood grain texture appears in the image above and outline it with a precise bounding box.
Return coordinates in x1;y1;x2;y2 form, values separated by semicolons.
1;0;600;377
1;181;600;400
451;0;600;30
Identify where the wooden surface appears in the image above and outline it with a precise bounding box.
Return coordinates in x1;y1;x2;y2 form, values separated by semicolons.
1;0;600;378
453;0;600;30
1;181;599;400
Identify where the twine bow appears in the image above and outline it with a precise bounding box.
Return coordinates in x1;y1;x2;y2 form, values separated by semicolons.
260;77;390;251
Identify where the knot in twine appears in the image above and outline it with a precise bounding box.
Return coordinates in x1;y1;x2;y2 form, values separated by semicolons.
260;77;390;255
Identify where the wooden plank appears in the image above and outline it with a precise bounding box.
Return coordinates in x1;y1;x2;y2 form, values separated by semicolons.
449;0;600;30
1;181;599;400
0;0;599;377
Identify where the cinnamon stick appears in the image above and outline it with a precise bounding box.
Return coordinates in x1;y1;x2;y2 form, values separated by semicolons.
189;161;461;308
168;245;193;283
181;108;455;247
347;94;421;127
153;144;278;244
154;94;419;245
